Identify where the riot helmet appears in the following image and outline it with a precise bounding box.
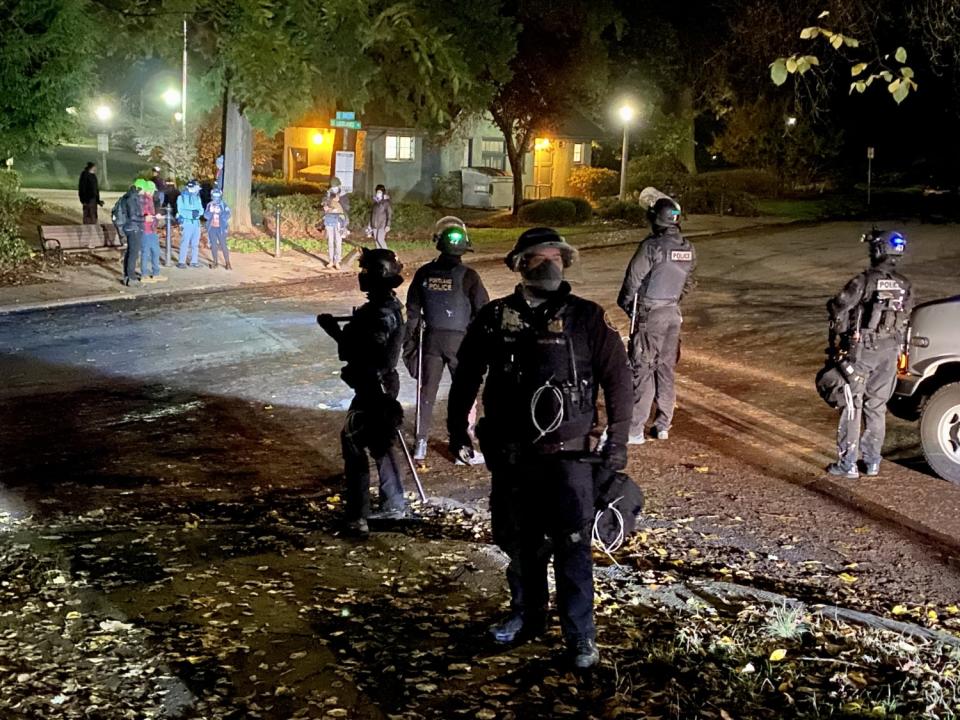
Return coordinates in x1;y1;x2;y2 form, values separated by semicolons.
862;228;906;265
648;197;681;229
436;225;472;255
358;247;403;292
504;227;578;271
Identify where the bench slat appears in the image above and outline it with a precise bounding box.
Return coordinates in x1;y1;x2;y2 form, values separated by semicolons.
39;224;122;252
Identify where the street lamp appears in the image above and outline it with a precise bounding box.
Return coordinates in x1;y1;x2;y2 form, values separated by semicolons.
617;103;635;201
162;88;181;108
786;116;798;128
94;105;114;123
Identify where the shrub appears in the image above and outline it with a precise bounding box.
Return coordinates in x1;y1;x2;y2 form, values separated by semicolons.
625;154;690;197
567;166;619;200
0;171;32;268
596;198;647;225
255;194;325;237
693;169;782;197
432;172;462;208
518;198;578;225
680;187;759;216
252;177;327;197
554;196;593;223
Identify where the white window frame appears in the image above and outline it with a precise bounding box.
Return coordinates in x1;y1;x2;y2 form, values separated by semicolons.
572;142;584;164
480;137;507;171
385;134;415;162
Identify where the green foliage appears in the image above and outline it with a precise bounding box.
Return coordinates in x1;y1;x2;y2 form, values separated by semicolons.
680;187;759;217
567;167;619;200
0;171;33;268
252;178;328;198
625;154;690;197
347;198;439;236
0;0;98;159
554;196;593;223
431;173;462;208
694;169;783;197
518;198;578;225
254;194;325;236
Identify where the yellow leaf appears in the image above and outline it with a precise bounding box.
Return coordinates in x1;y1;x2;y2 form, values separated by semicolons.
769;648;788;662
694;466;709;473
852;62;868;77
65;611;81;620
927;609;939;622
891;605;909;615
946;605;958;614
838;572;858;584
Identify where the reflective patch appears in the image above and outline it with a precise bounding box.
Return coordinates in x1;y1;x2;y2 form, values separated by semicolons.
547;317;564;333
426;276;453;292
501;306;525;332
670;250;693;262
877;279;902;292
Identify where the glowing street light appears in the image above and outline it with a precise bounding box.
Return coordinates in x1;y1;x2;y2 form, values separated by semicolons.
94;104;114;123
786;116;798;127
162;88;181;108
174;111;184;123
617;102;636;201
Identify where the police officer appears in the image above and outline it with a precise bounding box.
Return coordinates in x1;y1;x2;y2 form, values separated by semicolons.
826;229;913;479
403;218;489;461
617;195;696;444
448;227;633;669
317;248;408;535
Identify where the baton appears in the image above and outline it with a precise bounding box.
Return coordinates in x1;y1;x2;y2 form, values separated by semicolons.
396;429;427;502
630;293;639;335
414;321;424;440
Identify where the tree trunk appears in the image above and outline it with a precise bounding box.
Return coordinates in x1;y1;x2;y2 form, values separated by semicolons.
508;145;524;216
677;86;697;175
224;95;254;233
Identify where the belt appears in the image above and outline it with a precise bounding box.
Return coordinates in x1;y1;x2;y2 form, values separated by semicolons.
508;436;592;456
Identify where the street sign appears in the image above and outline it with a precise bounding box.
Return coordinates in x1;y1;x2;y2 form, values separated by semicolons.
335;111;356;121
335;151;355;193
97;133;110;153
867;146;875;159
330;118;362;130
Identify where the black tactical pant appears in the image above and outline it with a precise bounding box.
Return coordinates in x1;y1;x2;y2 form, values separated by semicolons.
837;339;899;468
341;399;405;521
630;305;682;434
484;446;596;642
416;330;464;444
122;228;143;282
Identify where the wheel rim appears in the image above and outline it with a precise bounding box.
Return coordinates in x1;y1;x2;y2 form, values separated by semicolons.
938;403;960;463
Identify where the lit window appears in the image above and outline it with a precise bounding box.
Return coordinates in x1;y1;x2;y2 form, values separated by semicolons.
573;143;584;164
385;134;415;162
480;137;506;170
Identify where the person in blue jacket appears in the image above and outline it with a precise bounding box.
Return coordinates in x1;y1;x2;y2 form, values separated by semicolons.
176;180;204;268
204;188;232;270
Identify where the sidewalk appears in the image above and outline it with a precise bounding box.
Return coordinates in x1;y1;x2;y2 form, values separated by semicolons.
1;209;791;315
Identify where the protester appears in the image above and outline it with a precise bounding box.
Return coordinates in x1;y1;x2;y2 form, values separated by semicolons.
137;179;165;283
367;184;393;249
204;188;232;270
78;162;103;224
323;180;348;270
176;180;204;268
113;180;144;287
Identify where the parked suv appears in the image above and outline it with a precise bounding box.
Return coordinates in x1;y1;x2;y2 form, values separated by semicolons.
889;295;960;482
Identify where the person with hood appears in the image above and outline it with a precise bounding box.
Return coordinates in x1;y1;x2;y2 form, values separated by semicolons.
825;229;914;479
447;227;633;669
617;192;696;444
176;179;204;268
114;179;145;286
367;184;393;249
402;217;489;462
204;187;232;270
137;179;165;283
317;249;409;536
78;162;103;224
322;180;348;270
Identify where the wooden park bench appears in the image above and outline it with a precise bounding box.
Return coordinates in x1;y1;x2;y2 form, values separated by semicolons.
38;224;125;265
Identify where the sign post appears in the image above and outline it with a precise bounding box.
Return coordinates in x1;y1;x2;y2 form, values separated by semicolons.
97;133;110;190
867;146;875;207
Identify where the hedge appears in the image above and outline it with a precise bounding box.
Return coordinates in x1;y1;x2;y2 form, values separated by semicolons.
252;177;328;197
567;166;619;200
0;171;33;268
518;198;578;225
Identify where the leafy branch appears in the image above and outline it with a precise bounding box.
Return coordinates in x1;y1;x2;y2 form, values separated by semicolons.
770;11;918;104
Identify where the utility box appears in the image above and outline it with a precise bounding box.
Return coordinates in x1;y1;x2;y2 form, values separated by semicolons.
461;167;513;209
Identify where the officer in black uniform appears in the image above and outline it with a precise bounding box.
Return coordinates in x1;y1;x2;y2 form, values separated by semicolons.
826;229;913;479
317;248;408;535
617;195;696;444
448;227;633;669
403;218;489;461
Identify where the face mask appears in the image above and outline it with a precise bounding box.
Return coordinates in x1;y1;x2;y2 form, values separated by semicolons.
520;259;563;293
375;192;384;201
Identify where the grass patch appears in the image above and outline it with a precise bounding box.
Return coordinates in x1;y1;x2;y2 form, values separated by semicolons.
16;143;147;192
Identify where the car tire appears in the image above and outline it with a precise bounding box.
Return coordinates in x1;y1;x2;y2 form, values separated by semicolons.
920;381;960;483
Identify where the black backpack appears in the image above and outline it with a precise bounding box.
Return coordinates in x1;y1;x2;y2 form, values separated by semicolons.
111;194;130;230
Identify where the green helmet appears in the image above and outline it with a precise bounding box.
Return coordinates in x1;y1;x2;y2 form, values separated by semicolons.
436;225;472;255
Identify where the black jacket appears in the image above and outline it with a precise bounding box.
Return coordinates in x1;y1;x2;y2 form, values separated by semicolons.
404;254;489;340
78;169;99;205
335;292;405;399
827;259;914;346
448;283;633;449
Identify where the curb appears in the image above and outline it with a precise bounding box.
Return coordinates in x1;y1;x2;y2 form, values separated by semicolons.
0;219;795;316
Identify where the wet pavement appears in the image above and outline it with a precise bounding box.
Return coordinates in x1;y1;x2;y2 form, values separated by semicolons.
3;220;960;718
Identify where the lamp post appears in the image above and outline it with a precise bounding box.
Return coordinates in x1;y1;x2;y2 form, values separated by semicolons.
618;104;635;201
93;104;113;190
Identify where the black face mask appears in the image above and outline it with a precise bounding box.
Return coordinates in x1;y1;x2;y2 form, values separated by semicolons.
520;261;563;293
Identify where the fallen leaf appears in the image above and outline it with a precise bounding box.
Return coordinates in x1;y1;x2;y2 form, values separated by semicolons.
769;648;787;662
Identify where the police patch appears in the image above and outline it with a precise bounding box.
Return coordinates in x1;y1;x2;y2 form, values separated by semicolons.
670;250;693;262
426;277;453;292
877;279;902;292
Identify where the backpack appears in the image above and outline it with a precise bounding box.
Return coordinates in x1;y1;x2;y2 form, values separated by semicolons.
111;194;129;230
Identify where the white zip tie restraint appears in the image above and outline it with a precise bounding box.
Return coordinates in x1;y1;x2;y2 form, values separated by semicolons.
530;382;564;443
592;495;626;566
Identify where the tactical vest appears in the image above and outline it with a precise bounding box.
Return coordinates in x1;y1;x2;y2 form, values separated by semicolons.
858;268;910;340
482;297;596;445
640;232;695;306
339;296;404;393
420;262;471;332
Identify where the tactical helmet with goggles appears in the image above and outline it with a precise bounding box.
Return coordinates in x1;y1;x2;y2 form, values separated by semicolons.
436;225;472;255
358;247;403;292
648;197;681;229
862;228;906;264
504;227;578;271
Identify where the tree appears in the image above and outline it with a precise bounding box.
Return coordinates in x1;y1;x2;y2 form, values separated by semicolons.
0;0;98;160
105;0;511;232
490;0;616;214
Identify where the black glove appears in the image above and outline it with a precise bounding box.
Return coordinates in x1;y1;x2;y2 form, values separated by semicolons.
98;200;105;207
317;313;340;336
601;441;628;473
